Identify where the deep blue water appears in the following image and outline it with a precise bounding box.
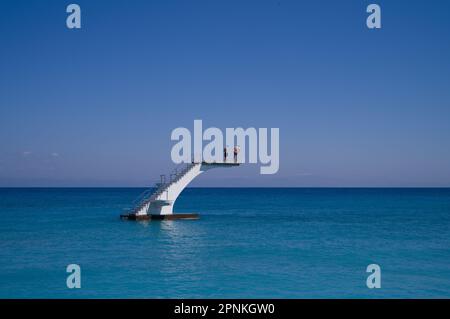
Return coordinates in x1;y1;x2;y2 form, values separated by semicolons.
0;188;449;298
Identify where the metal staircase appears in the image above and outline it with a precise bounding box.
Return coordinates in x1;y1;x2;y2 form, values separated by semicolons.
126;162;199;216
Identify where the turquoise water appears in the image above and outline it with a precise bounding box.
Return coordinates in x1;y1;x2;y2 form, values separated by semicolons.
0;188;449;298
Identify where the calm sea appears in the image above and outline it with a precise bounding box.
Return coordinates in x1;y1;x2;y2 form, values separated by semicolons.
0;188;449;298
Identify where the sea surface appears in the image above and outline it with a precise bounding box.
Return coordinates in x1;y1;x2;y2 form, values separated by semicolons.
0;188;449;298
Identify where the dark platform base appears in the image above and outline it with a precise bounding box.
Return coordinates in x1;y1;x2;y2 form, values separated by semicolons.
120;213;199;221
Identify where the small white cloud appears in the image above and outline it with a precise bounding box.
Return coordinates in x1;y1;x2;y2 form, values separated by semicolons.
22;151;32;156
51;152;59;157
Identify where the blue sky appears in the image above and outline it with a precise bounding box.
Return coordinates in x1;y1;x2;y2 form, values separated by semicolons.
1;0;450;187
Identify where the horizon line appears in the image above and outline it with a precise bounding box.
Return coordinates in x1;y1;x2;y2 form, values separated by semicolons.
1;186;450;189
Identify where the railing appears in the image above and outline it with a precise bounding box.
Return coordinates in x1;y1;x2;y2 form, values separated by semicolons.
130;188;154;208
127;162;198;214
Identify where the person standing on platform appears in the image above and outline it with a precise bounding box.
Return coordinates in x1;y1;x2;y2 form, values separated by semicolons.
223;147;228;162
233;146;239;163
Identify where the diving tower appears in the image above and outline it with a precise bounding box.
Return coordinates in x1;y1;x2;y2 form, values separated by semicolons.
120;161;239;221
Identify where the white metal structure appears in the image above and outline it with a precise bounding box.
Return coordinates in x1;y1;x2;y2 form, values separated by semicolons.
126;161;239;217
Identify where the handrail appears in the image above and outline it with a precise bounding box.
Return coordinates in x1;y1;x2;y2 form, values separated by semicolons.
128;162;199;214
131;188;154;207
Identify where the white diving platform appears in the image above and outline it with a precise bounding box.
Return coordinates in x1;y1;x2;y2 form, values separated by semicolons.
120;161;240;221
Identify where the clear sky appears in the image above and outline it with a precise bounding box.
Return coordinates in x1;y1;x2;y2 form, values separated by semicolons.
1;0;450;187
